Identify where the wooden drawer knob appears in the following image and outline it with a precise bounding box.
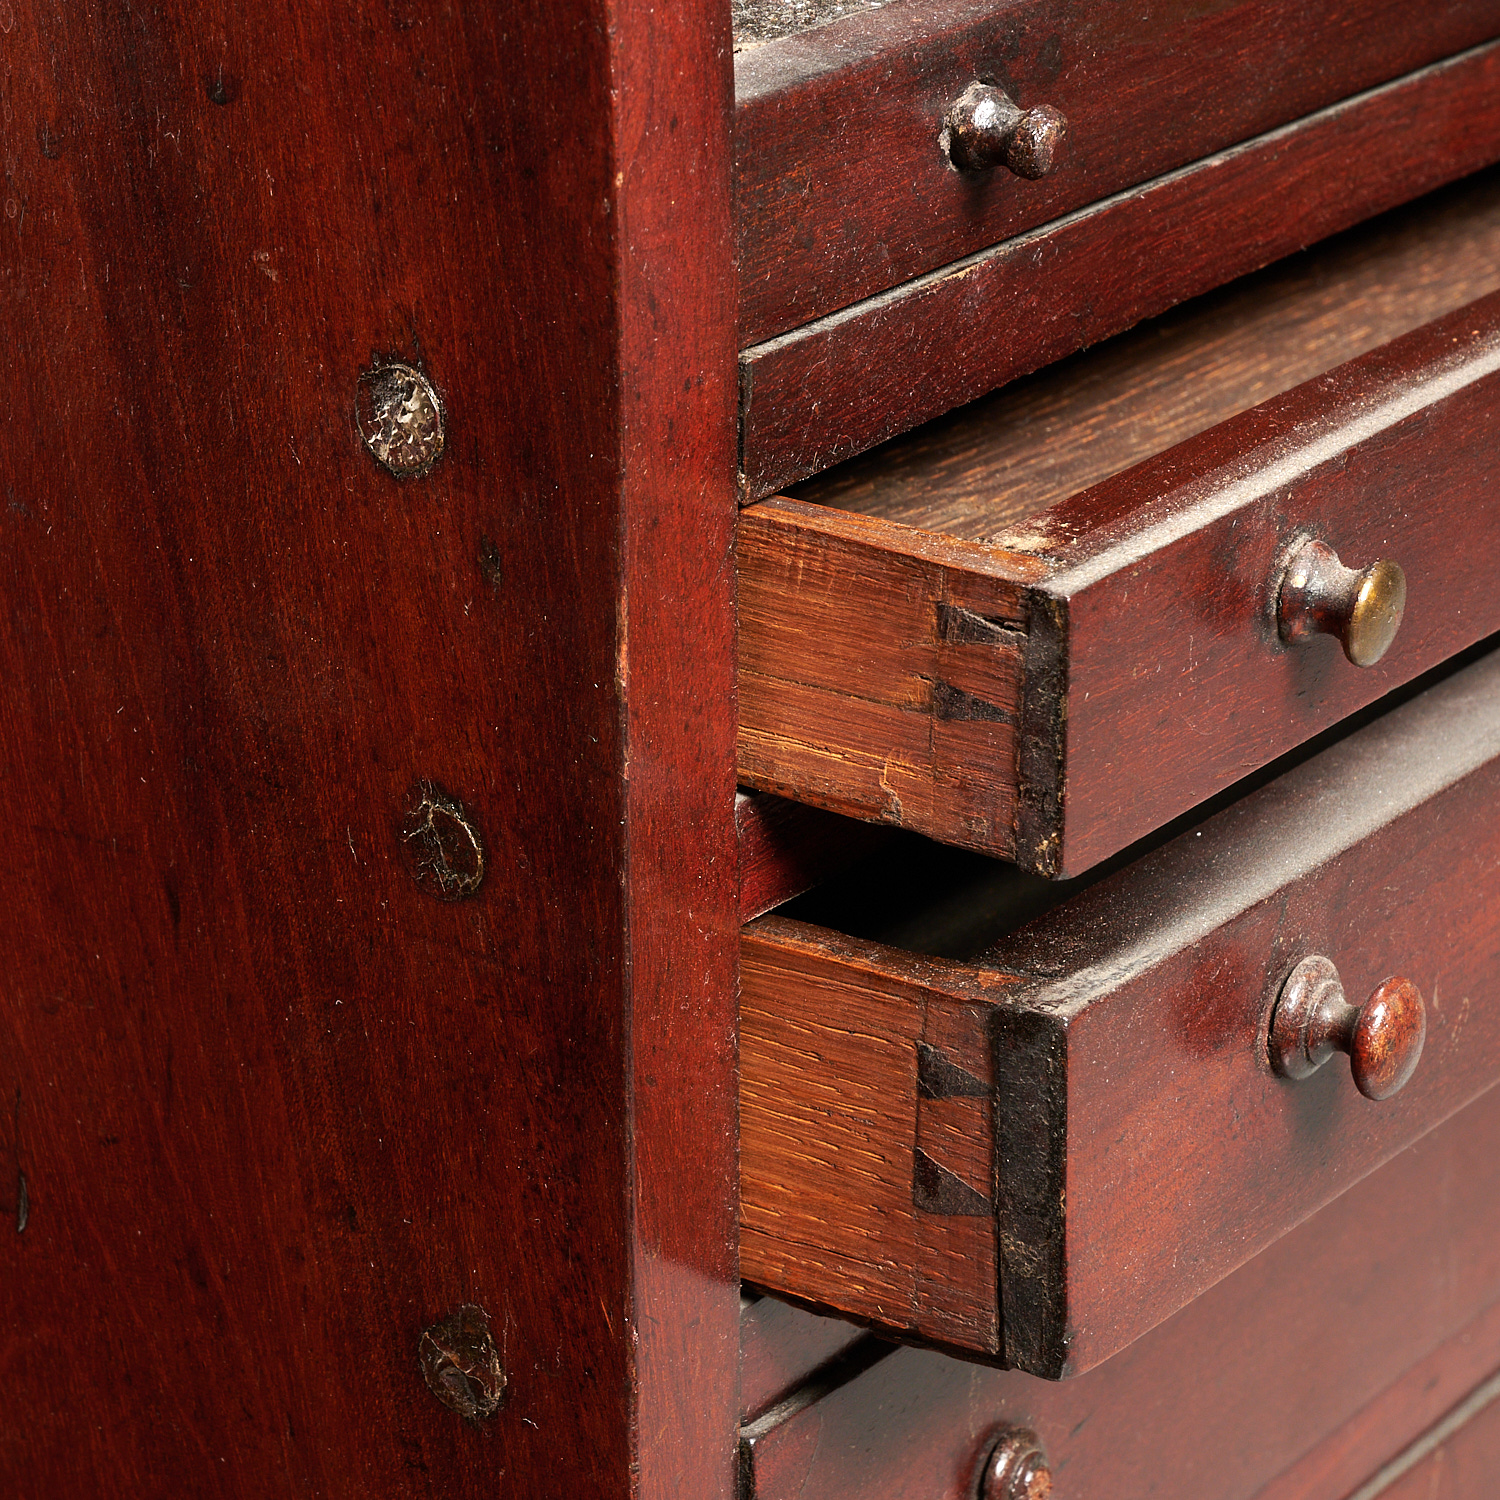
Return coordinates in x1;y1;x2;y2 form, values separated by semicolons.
1268;955;1426;1101
943;83;1067;178
1277;537;1406;667
981;1427;1052;1500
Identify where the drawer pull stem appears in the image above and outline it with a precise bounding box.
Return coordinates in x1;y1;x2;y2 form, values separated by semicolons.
980;1426;1052;1499
1268;955;1426;1100
1276;537;1406;667
943;83;1067;178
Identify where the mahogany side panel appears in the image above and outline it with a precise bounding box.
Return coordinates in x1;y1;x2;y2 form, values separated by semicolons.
0;0;738;1494
739;39;1500;499
616;0;742;1489
735;0;1500;344
740;648;1500;1374
741;1084;1500;1500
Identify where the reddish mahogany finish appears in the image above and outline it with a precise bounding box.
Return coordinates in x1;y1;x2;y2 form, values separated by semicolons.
739;39;1500;498
735;0;1500;345
741;648;1500;1375
740;1085;1500;1500
741;291;1500;876
1258;1300;1500;1500
1360;1376;1500;1500
0;1;739;1495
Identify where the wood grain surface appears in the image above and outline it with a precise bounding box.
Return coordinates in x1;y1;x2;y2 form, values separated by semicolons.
740;285;1500;874
1258;1305;1500;1500
739;502;1039;858
740;1084;1500;1500
735;0;1500;344
740;39;1500;499
793;165;1500;539
1360;1374;1500;1500
0;1;739;1495
741;646;1500;1374
1019;295;1500;874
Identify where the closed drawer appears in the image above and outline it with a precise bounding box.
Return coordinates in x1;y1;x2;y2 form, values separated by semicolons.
739;172;1500;876
740;646;1500;1377
740;1085;1500;1500
737;25;1500;496
734;1;1500;346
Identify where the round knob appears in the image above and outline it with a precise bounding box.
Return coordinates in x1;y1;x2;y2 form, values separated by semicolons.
980;1427;1051;1500
1276;537;1406;667
1268;956;1426;1101
944;84;1067;178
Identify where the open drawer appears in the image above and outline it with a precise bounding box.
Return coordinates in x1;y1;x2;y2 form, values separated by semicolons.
740;645;1500;1378
739;170;1500;877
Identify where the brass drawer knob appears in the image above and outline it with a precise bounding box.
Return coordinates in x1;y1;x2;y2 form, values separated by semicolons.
1276;537;1406;667
1268;955;1426;1101
981;1427;1052;1500
943;83;1067;178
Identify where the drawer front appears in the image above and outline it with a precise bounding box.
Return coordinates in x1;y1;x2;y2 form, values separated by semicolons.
736;1;1500;347
1370;1376;1500;1500
741;1087;1500;1500
739;39;1500;499
741;648;1500;1376
740;294;1500;878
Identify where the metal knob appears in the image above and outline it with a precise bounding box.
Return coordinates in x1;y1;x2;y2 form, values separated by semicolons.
1277;537;1406;667
980;1427;1052;1500
943;84;1067;178
1268;956;1426;1101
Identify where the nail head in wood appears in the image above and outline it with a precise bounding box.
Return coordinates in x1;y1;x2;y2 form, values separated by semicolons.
1269;955;1426;1101
357;360;445;477
980;1426;1052;1500
1276;537;1406;667
943;83;1067;179
419;1304;506;1425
